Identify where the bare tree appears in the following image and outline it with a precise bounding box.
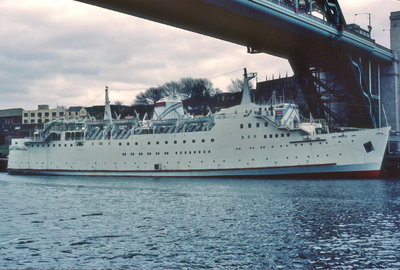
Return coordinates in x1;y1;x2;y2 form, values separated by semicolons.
134;86;165;105
134;77;220;105
227;78;253;93
180;77;216;99
163;81;182;97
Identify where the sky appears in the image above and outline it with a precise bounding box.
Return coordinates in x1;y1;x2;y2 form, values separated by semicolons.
0;0;399;109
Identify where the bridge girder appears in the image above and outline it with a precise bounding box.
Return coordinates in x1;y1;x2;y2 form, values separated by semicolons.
76;0;392;62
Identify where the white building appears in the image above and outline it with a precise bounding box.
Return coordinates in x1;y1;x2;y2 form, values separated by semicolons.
23;105;88;124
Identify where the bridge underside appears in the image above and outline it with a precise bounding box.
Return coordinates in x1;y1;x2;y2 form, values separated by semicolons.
77;0;335;58
76;0;393;128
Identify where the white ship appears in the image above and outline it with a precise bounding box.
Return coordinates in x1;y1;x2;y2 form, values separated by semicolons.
8;70;390;178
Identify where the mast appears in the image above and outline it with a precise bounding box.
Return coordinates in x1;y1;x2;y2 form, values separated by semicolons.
103;86;113;124
241;68;257;105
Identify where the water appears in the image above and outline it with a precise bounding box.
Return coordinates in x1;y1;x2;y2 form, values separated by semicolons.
1;173;399;269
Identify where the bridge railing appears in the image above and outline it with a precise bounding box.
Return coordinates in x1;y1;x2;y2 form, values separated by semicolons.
249;0;392;58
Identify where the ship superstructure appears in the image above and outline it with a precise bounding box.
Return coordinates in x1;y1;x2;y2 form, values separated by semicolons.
8;70;390;178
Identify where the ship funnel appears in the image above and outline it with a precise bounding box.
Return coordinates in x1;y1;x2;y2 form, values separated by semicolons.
241;68;256;105
103;86;113;124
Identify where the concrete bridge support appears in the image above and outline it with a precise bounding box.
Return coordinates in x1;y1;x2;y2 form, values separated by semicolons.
381;11;400;131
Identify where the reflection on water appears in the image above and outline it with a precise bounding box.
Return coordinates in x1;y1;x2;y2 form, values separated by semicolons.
0;174;399;269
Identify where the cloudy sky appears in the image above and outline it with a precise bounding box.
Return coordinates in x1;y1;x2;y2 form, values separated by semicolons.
1;0;399;109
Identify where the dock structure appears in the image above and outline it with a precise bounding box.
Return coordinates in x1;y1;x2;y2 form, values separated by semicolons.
382;131;400;177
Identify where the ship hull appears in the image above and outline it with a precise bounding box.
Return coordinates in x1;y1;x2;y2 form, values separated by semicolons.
8;162;382;179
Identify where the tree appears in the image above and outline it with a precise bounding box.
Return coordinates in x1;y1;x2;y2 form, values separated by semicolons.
134;77;220;105
180;77;216;99
227;78;253;93
134;86;165;105
163;81;182;97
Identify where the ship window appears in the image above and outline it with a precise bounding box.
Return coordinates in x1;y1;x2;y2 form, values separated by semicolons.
174;141;177;144
183;140;186;144
248;123;251;128
281;134;284;137
135;142;138;145
363;141;374;153
127;142;130;146
202;139;205;143
156;141;159;145
275;134;279;138
287;133;290;137
211;139;214;142
256;123;260;128
264;135;267;138
240;124;243;129
192;140;195;143
269;134;273;138
165;141;168;144
119;143;122;146
148;142;151;145
265;122;268;127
